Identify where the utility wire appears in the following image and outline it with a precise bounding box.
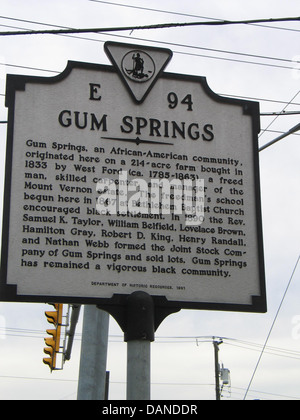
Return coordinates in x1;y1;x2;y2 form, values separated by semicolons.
261;111;300;116
224;94;300;107
224;341;300;361
243;255;300;400
88;1;300;33
232;386;300;401
0;17;299;36
259;123;300;151
266;129;300;137
105;32;298;70
4;326;300;361
0;26;297;71
0;61;58;74
259;90;300;138
0;17;299;76
0;15;73;30
1;20;298;68
1;16;299;67
88;0;236;22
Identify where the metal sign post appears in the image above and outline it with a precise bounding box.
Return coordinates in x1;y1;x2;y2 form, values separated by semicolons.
97;291;180;400
127;340;151;400
125;292;154;400
77;305;109;400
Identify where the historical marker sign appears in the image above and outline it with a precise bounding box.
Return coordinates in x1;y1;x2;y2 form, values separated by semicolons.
0;42;266;312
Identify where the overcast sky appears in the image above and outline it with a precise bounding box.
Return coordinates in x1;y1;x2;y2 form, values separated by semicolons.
0;0;299;400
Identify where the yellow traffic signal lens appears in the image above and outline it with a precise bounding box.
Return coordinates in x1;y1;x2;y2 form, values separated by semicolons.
45;311;59;325
44;347;54;357
43;357;53;368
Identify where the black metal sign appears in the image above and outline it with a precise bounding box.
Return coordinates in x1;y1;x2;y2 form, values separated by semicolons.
0;42;266;314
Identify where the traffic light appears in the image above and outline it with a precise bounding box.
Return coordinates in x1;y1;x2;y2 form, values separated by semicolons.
43;304;63;371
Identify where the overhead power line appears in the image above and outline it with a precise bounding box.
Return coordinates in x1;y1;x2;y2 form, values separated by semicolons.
88;1;300;33
105;32;299;70
0;61;58;74
1;16;299;75
260;111;300;116
0;16;299;36
0;29;298;74
1;15;298;67
244;255;300;400
259;89;300;139
259;123;300;151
